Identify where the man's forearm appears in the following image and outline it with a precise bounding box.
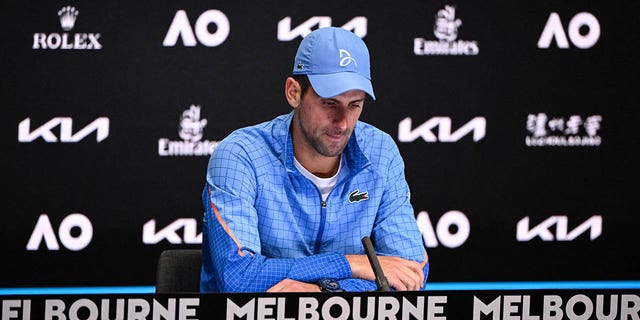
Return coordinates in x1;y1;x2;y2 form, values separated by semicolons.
345;254;426;291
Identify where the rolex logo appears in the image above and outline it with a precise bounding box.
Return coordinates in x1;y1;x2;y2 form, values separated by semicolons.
32;6;102;50
58;6;78;31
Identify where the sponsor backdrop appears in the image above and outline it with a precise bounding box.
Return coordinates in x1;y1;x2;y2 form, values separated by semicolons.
2;1;639;291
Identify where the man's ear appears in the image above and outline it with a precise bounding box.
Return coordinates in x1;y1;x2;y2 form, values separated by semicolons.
285;77;302;108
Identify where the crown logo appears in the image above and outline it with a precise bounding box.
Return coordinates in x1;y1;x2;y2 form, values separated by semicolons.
58;6;79;31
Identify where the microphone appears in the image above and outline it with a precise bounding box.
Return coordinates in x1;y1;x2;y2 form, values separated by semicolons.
361;236;390;291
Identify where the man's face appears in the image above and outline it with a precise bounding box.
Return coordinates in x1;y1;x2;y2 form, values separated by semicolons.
296;86;365;158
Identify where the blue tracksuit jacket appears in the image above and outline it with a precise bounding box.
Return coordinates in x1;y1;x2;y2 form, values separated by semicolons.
200;111;429;292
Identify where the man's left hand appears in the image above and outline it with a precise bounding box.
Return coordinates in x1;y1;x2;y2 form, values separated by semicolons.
267;278;322;292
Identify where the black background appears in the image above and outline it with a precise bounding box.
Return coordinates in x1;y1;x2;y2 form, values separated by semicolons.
2;0;639;288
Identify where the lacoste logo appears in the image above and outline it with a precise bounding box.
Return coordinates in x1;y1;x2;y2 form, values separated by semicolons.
348;189;368;203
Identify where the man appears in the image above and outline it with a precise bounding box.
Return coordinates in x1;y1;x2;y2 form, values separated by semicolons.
200;27;429;292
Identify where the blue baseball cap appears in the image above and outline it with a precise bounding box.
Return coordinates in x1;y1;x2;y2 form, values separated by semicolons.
292;27;375;100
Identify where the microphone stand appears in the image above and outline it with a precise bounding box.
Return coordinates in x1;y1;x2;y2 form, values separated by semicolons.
361;236;390;291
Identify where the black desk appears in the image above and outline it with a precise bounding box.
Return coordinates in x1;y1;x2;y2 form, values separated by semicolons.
2;289;638;319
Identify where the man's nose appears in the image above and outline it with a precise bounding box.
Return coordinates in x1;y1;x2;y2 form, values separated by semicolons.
331;107;348;130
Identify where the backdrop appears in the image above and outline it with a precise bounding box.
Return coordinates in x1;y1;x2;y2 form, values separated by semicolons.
3;0;638;290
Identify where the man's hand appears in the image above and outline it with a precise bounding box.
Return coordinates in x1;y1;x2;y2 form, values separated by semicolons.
346;254;425;291
267;278;322;292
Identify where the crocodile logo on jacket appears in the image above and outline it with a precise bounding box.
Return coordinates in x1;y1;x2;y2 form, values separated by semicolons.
348;189;369;203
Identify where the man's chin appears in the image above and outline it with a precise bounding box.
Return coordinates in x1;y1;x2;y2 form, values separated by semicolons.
319;144;346;158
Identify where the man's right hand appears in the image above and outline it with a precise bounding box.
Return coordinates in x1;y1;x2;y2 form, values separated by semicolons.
346;254;425;291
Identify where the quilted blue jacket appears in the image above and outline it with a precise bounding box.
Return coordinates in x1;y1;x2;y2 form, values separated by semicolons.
200;111;429;292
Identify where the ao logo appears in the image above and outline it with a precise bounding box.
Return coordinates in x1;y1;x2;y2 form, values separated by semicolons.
416;210;470;248
538;12;600;49
26;214;93;251
163;10;230;47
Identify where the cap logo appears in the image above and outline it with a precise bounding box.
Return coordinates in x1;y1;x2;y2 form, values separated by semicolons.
339;49;357;67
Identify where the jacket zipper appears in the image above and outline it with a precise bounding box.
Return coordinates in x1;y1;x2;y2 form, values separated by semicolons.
314;200;327;254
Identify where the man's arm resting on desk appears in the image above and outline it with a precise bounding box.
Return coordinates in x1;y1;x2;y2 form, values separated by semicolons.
346;254;425;291
266;253;427;292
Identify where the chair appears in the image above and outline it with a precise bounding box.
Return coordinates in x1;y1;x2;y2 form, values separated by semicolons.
155;249;202;293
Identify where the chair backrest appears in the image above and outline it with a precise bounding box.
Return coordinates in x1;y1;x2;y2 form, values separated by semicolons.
155;249;202;293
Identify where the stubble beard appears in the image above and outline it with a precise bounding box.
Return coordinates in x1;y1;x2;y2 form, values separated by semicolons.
297;111;350;158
